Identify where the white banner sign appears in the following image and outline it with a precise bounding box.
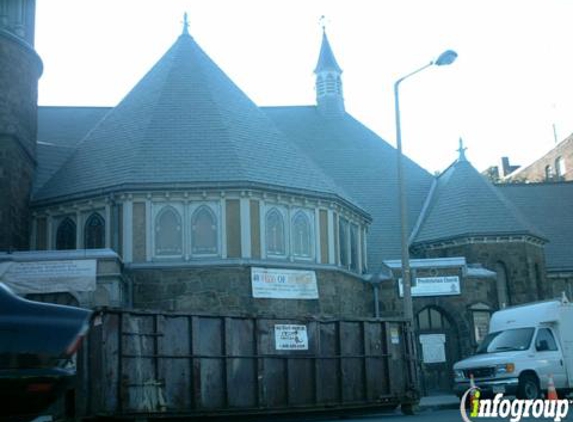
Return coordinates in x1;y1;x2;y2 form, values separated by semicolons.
275;324;309;350
1;259;97;294
251;267;318;299
398;276;460;297
419;334;446;364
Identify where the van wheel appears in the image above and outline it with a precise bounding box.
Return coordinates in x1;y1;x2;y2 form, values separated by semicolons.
517;374;540;399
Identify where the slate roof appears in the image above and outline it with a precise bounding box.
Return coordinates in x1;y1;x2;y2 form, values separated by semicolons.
411;157;545;245
32;32;360;212
314;30;342;73
498;182;573;271
263;106;434;266
34;107;111;193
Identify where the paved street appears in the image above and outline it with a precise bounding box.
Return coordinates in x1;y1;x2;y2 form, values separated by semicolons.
222;406;573;422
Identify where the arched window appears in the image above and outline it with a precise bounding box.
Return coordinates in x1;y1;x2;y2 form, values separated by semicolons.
56;217;76;250
339;218;349;267
292;211;311;258
191;206;218;255
545;165;553;181
350;224;359;271
415;306;451;331
495;261;511;308
266;208;285;256
555;156;566;179
316;75;325;96
155;206;182;256
84;213;105;249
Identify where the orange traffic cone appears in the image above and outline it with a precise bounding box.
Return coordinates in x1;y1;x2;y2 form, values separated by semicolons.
547;374;558;401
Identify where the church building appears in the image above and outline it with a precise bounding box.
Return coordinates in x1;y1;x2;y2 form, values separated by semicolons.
2;1;573;394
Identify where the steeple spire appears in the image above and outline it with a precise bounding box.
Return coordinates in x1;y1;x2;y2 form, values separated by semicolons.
181;12;190;35
314;18;344;116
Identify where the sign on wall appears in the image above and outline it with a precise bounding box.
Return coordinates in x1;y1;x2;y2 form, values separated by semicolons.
251;267;319;299
274;324;309;350
419;333;446;364
398;276;460;297
0;259;97;294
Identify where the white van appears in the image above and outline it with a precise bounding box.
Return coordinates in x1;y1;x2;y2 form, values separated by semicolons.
453;295;573;399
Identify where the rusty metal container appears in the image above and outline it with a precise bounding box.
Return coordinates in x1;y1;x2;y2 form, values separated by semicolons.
78;308;417;419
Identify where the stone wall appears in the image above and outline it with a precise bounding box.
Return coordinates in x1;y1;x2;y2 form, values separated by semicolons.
129;265;373;318
0;32;42;251
414;241;546;305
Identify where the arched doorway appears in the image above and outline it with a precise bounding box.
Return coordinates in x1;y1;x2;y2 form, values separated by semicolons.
415;306;460;395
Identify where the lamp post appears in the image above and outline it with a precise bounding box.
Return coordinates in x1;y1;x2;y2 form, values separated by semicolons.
394;49;457;322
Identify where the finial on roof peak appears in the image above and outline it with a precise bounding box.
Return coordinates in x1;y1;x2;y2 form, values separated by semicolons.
182;12;190;35
319;15;327;33
457;137;468;162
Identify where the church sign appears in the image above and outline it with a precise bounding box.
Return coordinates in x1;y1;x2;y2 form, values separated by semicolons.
398;276;460;297
1;259;97;294
251;267;319;299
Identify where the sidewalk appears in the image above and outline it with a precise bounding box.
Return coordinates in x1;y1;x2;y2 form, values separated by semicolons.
418;394;460;411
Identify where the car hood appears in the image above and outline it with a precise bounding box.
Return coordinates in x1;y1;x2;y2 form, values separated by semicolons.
454;351;528;370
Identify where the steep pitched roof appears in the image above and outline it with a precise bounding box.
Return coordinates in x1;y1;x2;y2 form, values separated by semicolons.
412;158;545;245
263;106;433;265
314;30;342;74
34;107;111;193
498;182;573;271
32;33;358;210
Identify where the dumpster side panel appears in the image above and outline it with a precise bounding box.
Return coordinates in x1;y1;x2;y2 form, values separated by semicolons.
83;310;416;418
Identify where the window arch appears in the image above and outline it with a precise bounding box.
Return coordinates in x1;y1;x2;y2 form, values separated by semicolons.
415;306;451;331
495;261;511;308
191;205;218;255
292;211;311;258
339;217;349;267
56;217;76;250
155;206;182;256
265;208;285;256
545;165;553;181
555;156;566;179
84;212;105;249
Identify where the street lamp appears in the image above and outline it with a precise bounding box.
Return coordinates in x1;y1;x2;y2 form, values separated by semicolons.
394;49;457;322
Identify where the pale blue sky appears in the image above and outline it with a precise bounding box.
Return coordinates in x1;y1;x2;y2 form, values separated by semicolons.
35;0;573;173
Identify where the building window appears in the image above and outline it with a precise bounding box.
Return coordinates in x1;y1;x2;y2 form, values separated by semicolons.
84;212;105;249
555;156;566;179
292;210;311;258
472;311;491;344
545;165;553;181
56;217;76;250
495;261;511;308
339;218;349;267
416;307;450;330
265;208;285;256
350;224;359;271
191;205;218;255
155;206;182;256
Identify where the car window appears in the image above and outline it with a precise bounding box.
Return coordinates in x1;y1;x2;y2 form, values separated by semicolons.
476;327;534;354
535;328;558;351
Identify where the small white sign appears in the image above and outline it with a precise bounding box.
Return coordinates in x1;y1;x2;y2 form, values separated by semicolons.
398;276;460;297
275;324;309;350
419;334;446;364
252;267;318;299
390;327;400;344
1;259;97;294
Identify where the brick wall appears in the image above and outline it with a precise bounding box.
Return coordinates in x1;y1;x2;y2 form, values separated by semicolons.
508;136;573;182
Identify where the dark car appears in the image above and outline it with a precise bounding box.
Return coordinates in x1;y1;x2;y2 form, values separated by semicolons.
0;282;92;421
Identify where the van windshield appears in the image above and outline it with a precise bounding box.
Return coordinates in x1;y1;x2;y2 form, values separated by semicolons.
476;327;535;354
